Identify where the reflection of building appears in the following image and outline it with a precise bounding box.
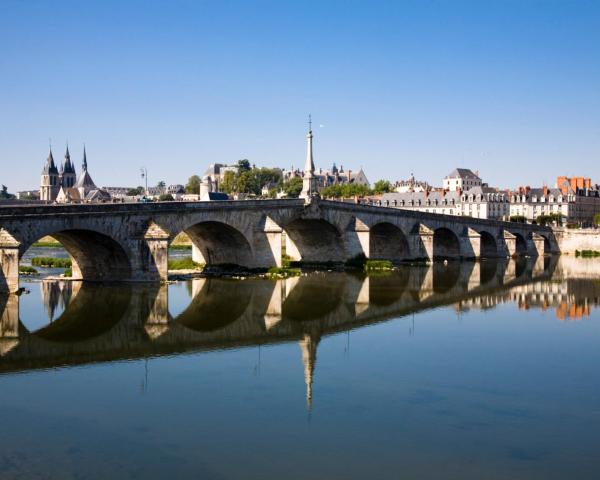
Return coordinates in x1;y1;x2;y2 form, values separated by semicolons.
40;281;73;322
510;279;600;321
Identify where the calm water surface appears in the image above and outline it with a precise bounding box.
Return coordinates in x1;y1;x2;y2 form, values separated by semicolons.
1;253;600;479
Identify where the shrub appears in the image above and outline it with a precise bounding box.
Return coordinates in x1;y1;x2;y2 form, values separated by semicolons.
364;260;394;271
31;257;72;268
509;215;526;223
63;267;72;277
575;250;600;258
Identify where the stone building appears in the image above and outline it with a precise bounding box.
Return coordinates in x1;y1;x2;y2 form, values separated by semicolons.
40;146;110;203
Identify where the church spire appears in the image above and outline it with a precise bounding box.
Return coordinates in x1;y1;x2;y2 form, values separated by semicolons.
82;144;88;171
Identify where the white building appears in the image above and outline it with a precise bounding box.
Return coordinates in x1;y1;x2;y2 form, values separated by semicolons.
443;168;482;191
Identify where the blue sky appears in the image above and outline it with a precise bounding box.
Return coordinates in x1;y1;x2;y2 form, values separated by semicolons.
1;0;599;191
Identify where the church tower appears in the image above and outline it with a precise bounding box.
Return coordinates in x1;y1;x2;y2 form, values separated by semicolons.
61;145;77;188
40;147;60;201
300;115;319;201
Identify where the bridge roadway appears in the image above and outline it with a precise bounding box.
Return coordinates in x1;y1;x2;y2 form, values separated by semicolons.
0;257;559;377
0;198;557;292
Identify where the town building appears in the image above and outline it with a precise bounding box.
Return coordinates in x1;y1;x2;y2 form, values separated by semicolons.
394;174;430;193
509;176;600;225
283;163;370;190
15;190;40;200
377;168;510;220
443;168;482;191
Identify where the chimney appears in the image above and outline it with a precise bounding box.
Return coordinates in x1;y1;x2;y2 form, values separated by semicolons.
543;185;548;196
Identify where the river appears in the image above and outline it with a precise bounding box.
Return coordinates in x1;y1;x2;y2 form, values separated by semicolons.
1;251;600;479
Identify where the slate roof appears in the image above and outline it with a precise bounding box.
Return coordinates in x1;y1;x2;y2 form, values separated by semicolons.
444;168;480;180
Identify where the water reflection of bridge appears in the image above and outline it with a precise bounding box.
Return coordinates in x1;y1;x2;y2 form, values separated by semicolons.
4;256;599;404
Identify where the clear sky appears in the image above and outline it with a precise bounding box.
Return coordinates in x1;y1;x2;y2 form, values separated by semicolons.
1;0;599;191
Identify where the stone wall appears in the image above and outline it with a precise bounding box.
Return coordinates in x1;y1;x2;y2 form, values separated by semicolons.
553;228;600;254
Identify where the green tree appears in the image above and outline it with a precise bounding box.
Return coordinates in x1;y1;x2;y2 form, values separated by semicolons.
237;159;251;172
372;179;393;194
158;193;174;201
185;175;201;194
156;181;166;191
594;213;600;227
127;187;143;196
220;171;236;194
283;177;303;198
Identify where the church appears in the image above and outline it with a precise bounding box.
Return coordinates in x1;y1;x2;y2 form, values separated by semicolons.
40;146;110;203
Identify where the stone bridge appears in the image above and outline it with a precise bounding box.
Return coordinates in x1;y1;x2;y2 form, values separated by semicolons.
0;198;557;292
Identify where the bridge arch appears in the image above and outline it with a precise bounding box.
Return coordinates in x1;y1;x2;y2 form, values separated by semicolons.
21;229;132;281
369;222;410;263
283;218;345;263
183;221;254;268
479;230;498;257
433;227;461;260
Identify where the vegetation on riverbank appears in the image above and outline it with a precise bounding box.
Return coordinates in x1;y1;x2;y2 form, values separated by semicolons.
31;257;72;268
364;260;394;271
575;250;600;258
266;266;302;278
19;265;38;274
167;257;202;270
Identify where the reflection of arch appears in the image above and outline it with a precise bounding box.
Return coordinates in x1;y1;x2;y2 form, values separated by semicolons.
22;230;132;281
368;269;409;306
514;233;527;256
479;231;498;257
184;221;253;267
284;219;344;262
432;262;460;293
33;284;131;342
283;274;345;321
542;235;551;254
433;228;460;260
175;279;253;332
514;256;527;277
369;223;410;263
480;260;502;285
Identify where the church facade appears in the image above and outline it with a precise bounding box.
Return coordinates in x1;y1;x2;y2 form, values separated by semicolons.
40;146;110;203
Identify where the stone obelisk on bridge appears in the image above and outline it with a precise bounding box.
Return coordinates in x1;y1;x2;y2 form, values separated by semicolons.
300;115;319;202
